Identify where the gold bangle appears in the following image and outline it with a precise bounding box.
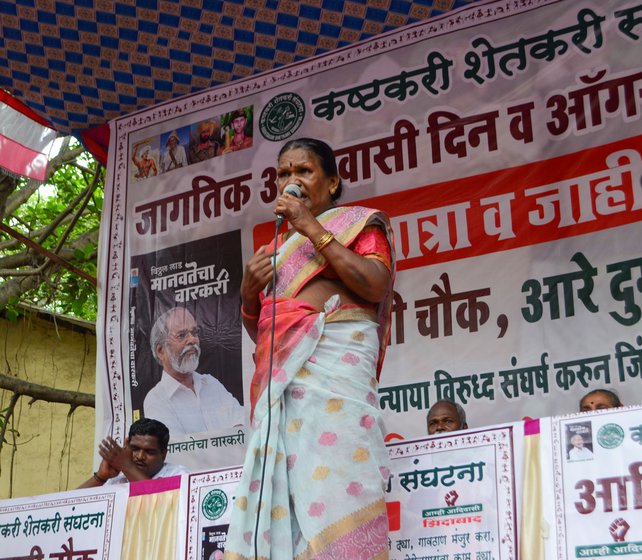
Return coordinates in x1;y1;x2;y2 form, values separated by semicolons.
314;231;334;252
241;305;260;320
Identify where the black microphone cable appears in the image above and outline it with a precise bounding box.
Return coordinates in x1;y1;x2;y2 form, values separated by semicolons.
253;218;280;560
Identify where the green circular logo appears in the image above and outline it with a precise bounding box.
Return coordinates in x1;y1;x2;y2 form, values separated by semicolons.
201;489;228;521
259;93;305;141
597;423;624;449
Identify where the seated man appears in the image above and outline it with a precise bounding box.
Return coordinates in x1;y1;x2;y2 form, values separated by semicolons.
426;399;468;435
579;388;623;412
79;418;188;487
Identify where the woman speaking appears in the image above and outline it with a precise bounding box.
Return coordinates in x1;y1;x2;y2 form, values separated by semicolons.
225;138;395;559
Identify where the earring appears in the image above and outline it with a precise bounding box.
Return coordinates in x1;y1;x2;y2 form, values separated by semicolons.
329;186;337;195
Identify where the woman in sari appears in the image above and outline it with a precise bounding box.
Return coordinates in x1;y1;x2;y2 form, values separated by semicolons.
225;138;395;560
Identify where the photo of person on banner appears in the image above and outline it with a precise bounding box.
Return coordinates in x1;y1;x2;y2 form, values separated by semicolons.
225;137;396;559
160;128;188;173
131;140;159;180
188;119;220;164
202;526;228;560
221;106;253;154
565;422;594;462
129;231;245;438
144;306;244;436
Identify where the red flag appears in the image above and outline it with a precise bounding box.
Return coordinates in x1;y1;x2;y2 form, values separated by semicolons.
0;91;56;181
81;123;109;167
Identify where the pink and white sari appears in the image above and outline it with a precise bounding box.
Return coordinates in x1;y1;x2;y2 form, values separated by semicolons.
225;206;395;560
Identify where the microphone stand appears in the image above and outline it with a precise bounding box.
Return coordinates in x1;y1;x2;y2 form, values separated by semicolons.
253;219;280;559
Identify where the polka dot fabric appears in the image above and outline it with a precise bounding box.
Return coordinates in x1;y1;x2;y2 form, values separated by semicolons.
225;297;389;559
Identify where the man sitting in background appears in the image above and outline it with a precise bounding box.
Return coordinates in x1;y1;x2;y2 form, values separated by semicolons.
79;418;188;487
426;399;469;435
579;389;623;412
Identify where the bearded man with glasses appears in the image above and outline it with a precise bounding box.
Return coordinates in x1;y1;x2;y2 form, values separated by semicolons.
144;306;244;436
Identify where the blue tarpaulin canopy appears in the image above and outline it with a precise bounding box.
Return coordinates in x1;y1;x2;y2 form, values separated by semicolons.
0;0;476;160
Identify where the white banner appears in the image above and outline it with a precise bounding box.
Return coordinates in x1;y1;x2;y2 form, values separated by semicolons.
166;427;246;473
550;406;642;559
180;424;523;559
0;485;128;560
98;0;642;470
386;426;520;560
2;407;640;559
185;467;243;560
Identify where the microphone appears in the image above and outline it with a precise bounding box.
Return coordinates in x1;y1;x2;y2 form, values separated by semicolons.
276;184;302;227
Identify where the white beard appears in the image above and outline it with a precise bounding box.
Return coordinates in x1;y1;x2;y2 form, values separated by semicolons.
168;344;201;375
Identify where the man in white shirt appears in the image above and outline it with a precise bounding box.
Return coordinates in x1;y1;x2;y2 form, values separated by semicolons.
143;307;245;436
79;418;189;487
568;433;594;461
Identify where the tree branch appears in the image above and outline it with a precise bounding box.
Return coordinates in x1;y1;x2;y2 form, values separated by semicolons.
0;252;34;270
0;228;99;275
0;223;97;286
0;392;19;464
0;274;44;308
0;212;95;252
0;138;102;317
0;372;95;408
0;175;19;223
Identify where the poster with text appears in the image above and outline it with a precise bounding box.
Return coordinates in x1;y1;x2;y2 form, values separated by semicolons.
98;0;642;468
386;425;519;560
0;485;128;560
185;467;243;560
551;405;642;559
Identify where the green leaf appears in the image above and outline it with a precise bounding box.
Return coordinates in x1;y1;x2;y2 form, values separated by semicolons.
83;243;96;258
5;308;19;322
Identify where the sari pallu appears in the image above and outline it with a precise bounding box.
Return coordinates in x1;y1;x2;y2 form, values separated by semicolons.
225;206;395;560
250;205;395;418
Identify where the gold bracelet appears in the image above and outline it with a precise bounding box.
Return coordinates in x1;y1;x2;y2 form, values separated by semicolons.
241;305;260;320
314;231;334;252
93;471;106;484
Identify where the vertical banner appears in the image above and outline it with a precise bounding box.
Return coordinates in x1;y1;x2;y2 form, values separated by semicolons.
386;426;519;559
184;467;243;560
550;406;642;559
129;230;244;426
98;0;642;470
